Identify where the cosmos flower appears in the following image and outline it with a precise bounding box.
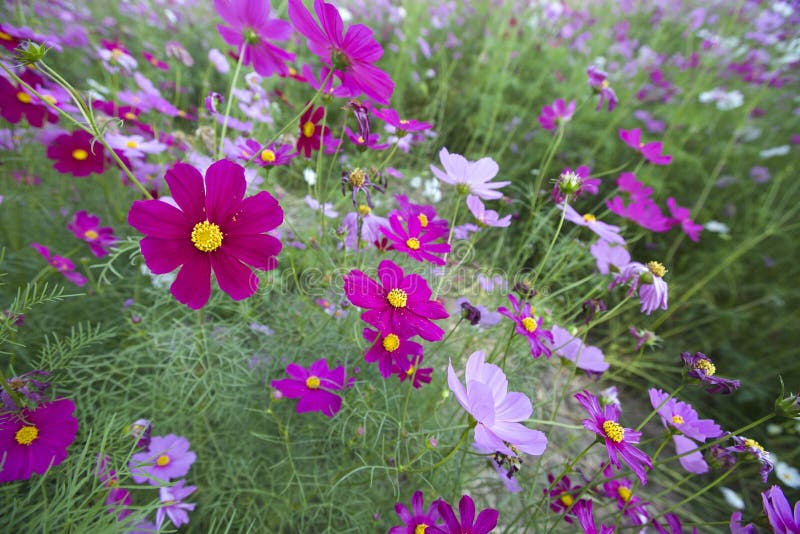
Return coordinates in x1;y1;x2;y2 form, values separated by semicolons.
498;294;553;359
389;490;442;533
155;480;197;530
430;494;499;534
590;239;630;275
666;198;703;242
0;398;79;483
362;327;423;379
619;128;673;165
562;203;626;245
762;485;800;534
394;353;433;389
601;464;650;526
447;350;547;458
538;98;576;131
338;206;390;250
575;390;652;484
545;473;582;522
0;71;57;127
128;160;283;309
129;434;197;486
728;435;774;483
430;148;510;200
238;139;296;167
1;370;51;411
573;499;616;534
271;359;351;417
587;65;619;111
67;211;116;258
343;259;449;341
549;325;609;373
609;261;668;315
380;213;450;265
466;195;511;227
681;352;740;395
296;104;330;158
30;243;87;287
551;166;600;204
370;107;433;134
46;130;105;177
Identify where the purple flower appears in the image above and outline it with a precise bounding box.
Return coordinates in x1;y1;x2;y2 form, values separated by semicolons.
389;490;442;533
601;464;650;526
67;211;117;258
430;148;510;200
629;328;657;350
271;359;351;418
362;327;423;379
214;0;295;77
498;294;553;359
666;198;703;242
590;239;630;275
429;494;499;534
573;499;616;534
370;107;433;133
1;370;50;411
619;128;673;165
762;485;800;534
447;350;547;457
129;418;152;449
380;212;450;265
728;435;774;483
729;511;756;534
546;473;582;522
155;480;197;530
587;65;619;111
575;390;652;484
394;353;433;389
549;325;609;373
562;203;626;245
609;261;668;315
30;243;87;287
538;98;576;131
681;352;740;394
551;166;600;204
304;195;338;218
344;126;391;151
652;513;697;534
300;64;354;99
466;195;511;227
338;208;390;250
130;434;197;485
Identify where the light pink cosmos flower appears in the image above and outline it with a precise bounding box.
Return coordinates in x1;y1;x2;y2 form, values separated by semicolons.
562;203;626;245
155;481;196;530
447;350;547;458
430;148;510;200
549;325;609;373
106;133;167;160
466;195;511;227
590;239;630;275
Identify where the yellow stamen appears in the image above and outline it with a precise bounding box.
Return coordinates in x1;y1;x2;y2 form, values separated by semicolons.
349;168;366;187
16;91;32;104
72;149;89;161
382;334;400;352
601;79;610;89
190;221;223;252
406;238;420;250
603;420;625;443
289;67;297;76
302;121;316;138
357;204;371;216
260;149;276;163
417;214;428;227
15;425;38;445
43;95;56;105
646;261;667;278
306;376;321;389
559;493;574;506
84;229;99;240
357;135;365;144
672;415;684;425
156;455;170;467
406;365;415;376
415;525;428;534
124;112;137;120
386;288;408;308
617;486;632;502
583;214;597;223
399;119;410;125
744;438;764;453
125;140;139;149
694;359;716;376
521;317;537;333
0;31;13;41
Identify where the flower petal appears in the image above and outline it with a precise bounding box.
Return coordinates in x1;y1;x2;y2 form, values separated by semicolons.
210;248;258;301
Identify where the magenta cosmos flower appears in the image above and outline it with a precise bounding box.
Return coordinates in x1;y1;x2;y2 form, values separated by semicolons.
575;390;652;484
762;485;800;534
390;490;442;533
31;243;87;287
546;473;582;522
619;128;673;165
47;130;105;177
128;160;283;309
551;166;600;204
0;398;79;483
601;464;650;526
214;0;295;77
288;0;394;104
431;147;510;200
539;98;576;131
271;358;351;417
129;434;197;485
67;210;116;258
343;259;449;341
296;104;330;158
587;65;618;112
498;294;553;359
156;480;197;530
448;350;547;458
0;71;57;127
380;213;450;266
430;494;499;534
666;198;703;242
609;261;668;315
370;107;433;134
362;327;422;379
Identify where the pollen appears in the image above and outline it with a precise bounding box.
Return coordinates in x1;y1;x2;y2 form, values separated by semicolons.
43;95;56;105
84;229;99;240
743;438;764;453
694;359;716;376
417;214;428;227
0;31;12;41
72;149;89;161
382;334;400;352
124;112;137;120
357;204;372;216
603;420;625;443
15;425;39;445
521;317;537;333
583;213;597;223
601;79;610;89
260;149;276;163
16;91;32;104
357;135;365;144
646;261;667;278
306;376;321;389
386;288;408;308
349;168;366;187
399;119;410;125
406;238;421;250
156;455;171;467
191;221;223;252
559;492;574;506
125;140;139;149
414;525;428;534
617;486;632;502
302;121;316;138
406;365;415;376
672;415;685;425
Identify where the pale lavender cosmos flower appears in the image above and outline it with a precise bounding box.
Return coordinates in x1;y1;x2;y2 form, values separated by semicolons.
106;133;167;160
155;480;196;530
762;485;800;534
590;239;630;274
609;261;668;315
549;325;609;373
130;434;197;486
339;208;390;250
466;195;511;227
430;148;510;200
729;436;775;483
562;203;625;245
305;194;338;217
208;48;230;73
447;350;547;458
453;223;480;240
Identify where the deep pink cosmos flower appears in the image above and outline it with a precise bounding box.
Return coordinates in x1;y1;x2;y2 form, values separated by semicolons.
362;327;423;379
394;195;449;235
666;198;703;242
762;485;800;534
296;104;330;158
545;473;582;523
67;211;117;258
288;0;394;104
0;71;58;128
344;126;390;150
429;494;499;534
601;464;650;526
30;243;87;287
0;398;79;483
607;195;672;233
681;352;740;394
128;160;283;309
129;434;197;486
609;261;668;315
237;139;296;167
431;148;510;200
587;65;619;111
380;213;450;265
300;64;354;98
575;390;652;484
46;130;105;177
370;107;433;134
156;480;197;530
142;51;170;70
538;98;576;131
390;490;443;533
619;128;673;165
448;350;547;458
394;353;432;389
271;359;351;417
214;0;295;77
498;294;553;359
551;166;600;204
343;259;449;341
562;203;626;245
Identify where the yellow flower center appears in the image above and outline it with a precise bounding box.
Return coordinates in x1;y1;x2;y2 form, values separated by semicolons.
743;438;764;453
601;79;610;89
124;112;137;120
559;493;573;506
349;168;366;187
260;149;276;163
583;214;597;223
43;95;56;105
72;149;89;161
386;288;408;308
190;221;223;252
357;135;365;144
672;415;684;425
617;486;632;502
382;334;400;352
15;425;39;445
125;140;139;149
357;204;371;216
302;121;316;138
603;420;625;443
111;48;124;58
694;359;716;376
415;525;428;534
306;376;321;389
84;229;99;240
289;67;297;76
418;214;428;228
399;119;410;125
521;317;537;333
156;455;170;467
0;31;12;41
406;365;415;376
646;261;667;278
406;238;420;250
16;91;32;104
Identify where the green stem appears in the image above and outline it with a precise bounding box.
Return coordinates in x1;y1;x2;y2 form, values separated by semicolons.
636;384;685;431
217;44;247;159
531;198;569;286
401;425;471;474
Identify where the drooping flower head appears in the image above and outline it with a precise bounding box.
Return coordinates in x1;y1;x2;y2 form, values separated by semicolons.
429;494;499;534
728;435;774;483
0;398;79;483
1;370;51;411
155;480;197;530
30;243;87;287
129;434;197;486
430;148;510;200
46;130;105;177
389;490;442;533
761;485;800;534
343;260;449;341
587;65;619;111
575;390;652;484
129;418;152;450
609;261;668;315
270;359;351;418
448;350;547;458
498;294;553;359
67;211;117;258
128;160;283;309
681;352;740;394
